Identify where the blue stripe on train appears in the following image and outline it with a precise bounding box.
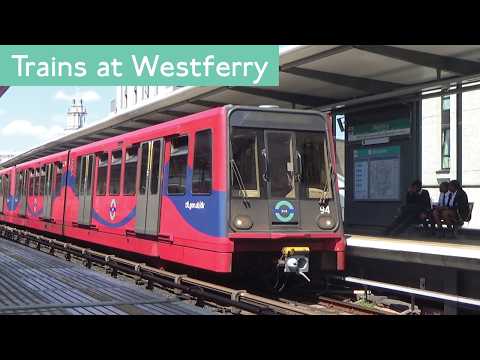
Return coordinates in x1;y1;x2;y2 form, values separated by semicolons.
92;208;137;228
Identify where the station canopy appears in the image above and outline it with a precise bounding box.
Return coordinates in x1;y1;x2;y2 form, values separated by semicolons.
3;45;480;167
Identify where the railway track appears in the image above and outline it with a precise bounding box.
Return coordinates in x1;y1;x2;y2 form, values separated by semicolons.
0;223;389;316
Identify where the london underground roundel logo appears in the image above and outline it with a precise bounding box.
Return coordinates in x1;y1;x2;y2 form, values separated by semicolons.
273;200;295;222
109;199;117;221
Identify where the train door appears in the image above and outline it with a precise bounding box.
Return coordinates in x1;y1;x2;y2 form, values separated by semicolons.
0;176;4;214
264;131;300;226
77;154;95;226
3;175;10;212
135;139;164;236
19;169;28;217
42;163;55;220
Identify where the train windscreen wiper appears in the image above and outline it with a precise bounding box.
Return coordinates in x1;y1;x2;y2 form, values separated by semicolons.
230;159;251;209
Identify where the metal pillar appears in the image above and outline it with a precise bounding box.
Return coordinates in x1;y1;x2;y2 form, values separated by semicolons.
456;86;463;184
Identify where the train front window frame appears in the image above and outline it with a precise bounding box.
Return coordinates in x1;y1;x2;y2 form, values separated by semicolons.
295;131;331;200
230;128;261;199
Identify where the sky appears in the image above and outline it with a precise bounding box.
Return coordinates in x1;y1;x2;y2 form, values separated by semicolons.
0;86;116;154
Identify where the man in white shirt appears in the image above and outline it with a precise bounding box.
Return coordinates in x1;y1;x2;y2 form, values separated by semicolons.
437;182;451;208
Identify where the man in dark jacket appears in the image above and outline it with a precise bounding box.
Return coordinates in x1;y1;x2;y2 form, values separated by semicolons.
383;180;432;236
433;180;469;236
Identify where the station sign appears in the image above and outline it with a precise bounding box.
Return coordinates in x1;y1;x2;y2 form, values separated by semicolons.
348;118;410;142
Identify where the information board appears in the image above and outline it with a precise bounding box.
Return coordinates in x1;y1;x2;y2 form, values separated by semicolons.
353;145;401;201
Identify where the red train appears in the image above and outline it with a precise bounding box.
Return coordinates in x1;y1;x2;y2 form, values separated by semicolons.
0;106;345;284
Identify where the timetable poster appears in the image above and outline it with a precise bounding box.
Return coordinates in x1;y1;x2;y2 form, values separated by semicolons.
353;145;401;201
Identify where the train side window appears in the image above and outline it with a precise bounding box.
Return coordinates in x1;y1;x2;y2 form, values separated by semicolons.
139;143;149;195
124;145;138;195
85;156;94;196
29;170;35;196
33;170;38;196
96;152;108;196
0;176;3;197
4;175;9;197
192;130;212;195
150;140;162;195
109;150;122;195
55;163;63;196
168;136;188;195
75;157;82;195
39;167;46;196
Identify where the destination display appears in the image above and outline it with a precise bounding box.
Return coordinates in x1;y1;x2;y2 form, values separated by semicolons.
348;118;410;142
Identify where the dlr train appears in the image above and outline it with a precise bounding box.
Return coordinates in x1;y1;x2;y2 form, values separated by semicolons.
0;106;345;284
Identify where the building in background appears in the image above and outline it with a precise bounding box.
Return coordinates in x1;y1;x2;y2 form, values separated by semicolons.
65;99;87;134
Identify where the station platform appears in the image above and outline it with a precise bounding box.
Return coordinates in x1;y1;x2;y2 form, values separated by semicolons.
346;228;480;271
0;238;213;315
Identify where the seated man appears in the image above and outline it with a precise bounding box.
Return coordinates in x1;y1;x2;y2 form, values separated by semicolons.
428;182;450;233
432;180;469;237
383;180;431;236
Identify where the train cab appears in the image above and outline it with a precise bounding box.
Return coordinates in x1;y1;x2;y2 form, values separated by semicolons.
226;107;345;280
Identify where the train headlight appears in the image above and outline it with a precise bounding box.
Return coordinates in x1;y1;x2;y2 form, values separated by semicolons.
316;215;335;230
233;215;253;230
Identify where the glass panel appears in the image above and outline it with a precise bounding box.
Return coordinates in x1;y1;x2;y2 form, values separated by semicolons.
124;145;138;195
55;165;62;196
150;140;161;195
168;136;188;195
296;132;329;199
46;165;53;196
40;168;46;196
230;128;260;198
86;156;94;196
192;130;212;195
29;170;35;196
109;150;122;195
76;157;82;195
139;143;149;195
267;132;295;199
96;153;108;195
34;170;39;196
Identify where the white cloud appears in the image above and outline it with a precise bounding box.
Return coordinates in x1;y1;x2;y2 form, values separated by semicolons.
54;89;101;102
1;119;65;142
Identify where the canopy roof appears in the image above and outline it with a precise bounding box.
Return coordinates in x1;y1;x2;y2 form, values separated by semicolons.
3;45;480;167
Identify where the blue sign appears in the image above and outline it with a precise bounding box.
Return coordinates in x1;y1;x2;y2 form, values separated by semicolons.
273;200;295;222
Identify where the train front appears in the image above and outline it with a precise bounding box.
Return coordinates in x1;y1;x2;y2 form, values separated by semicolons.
227;106;345;285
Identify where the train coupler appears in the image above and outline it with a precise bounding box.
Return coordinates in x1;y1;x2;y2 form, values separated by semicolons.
279;247;311;283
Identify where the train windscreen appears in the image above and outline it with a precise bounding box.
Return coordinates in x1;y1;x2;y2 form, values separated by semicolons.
230;127;331;200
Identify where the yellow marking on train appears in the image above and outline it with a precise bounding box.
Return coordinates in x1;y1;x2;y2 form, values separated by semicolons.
281;247;310;257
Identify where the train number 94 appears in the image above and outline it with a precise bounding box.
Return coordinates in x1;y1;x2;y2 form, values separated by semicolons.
319;205;331;215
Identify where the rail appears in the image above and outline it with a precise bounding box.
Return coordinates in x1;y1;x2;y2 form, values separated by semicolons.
0;223;323;315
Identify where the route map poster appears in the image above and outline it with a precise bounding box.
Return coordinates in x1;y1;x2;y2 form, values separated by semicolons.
353;145;401;201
